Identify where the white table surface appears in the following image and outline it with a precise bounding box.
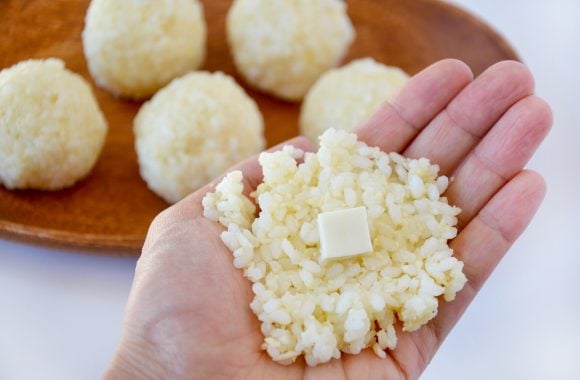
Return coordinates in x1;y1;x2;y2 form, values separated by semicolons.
1;1;579;379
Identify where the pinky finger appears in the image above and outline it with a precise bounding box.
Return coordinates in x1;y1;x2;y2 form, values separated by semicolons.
430;169;547;342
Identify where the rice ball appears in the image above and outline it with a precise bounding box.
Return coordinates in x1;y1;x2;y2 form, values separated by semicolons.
134;71;265;204
0;59;108;190
300;58;409;143
226;0;355;101
82;0;207;99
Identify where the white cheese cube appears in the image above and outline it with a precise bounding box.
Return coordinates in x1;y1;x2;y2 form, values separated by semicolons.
317;206;373;262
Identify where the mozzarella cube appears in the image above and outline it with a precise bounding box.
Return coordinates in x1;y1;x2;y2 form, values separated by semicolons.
317;206;373;262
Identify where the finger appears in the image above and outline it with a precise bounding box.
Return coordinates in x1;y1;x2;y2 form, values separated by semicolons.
431;170;547;343
354;59;473;152
447;95;552;227
387;173;546;376
404;61;535;175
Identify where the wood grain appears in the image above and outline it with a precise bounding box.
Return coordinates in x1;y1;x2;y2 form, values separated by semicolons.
0;0;518;254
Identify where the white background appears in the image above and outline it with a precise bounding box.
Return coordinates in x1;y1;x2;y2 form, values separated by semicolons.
1;1;579;379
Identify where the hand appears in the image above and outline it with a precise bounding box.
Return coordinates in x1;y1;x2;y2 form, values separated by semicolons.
105;59;552;380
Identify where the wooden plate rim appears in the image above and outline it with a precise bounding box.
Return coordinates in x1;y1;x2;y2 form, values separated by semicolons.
0;0;519;255
432;0;519;61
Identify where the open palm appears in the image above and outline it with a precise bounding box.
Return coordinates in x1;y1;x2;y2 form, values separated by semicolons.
105;59;551;380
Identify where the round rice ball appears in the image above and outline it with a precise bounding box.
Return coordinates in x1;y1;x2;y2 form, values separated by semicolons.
134;71;265;204
300;58;409;143
226;0;355;101
82;0;207;99
0;59;108;190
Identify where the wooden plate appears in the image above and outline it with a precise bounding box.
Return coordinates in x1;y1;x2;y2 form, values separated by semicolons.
0;0;518;254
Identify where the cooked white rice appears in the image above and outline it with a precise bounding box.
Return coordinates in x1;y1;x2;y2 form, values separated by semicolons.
203;129;467;366
135;71;264;204
226;0;355;101
0;58;107;190
301;58;409;143
82;0;207;99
